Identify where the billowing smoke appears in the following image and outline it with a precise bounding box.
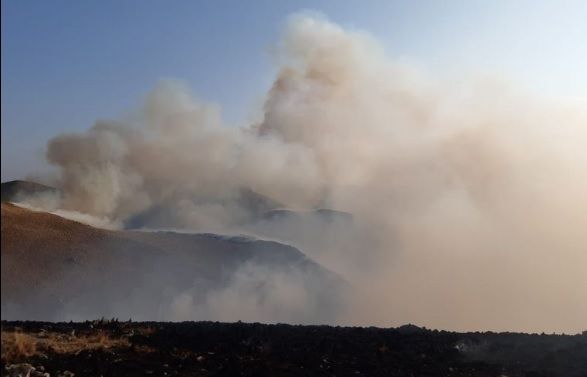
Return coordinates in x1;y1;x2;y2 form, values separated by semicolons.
38;14;587;333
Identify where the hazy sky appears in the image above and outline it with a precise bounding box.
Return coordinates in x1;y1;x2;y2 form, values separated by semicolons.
2;0;586;181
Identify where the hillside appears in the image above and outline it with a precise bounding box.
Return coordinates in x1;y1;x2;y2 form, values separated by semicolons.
1;203;344;322
0;180;58;203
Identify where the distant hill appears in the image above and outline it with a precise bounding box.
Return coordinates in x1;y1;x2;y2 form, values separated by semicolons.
261;208;353;224
123;188;284;230
244;207;355;263
1;203;345;322
1;180;59;202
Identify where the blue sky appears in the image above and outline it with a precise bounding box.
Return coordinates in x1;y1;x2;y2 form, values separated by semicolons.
2;0;586;181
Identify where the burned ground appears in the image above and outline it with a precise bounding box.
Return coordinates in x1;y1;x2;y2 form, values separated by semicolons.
2;321;586;377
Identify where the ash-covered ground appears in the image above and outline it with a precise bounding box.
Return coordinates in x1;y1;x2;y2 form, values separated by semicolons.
2;321;586;377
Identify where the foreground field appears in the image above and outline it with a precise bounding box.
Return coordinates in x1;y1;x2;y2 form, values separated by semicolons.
2;321;586;377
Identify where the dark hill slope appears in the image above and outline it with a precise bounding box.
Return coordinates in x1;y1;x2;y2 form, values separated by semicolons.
1;180;59;202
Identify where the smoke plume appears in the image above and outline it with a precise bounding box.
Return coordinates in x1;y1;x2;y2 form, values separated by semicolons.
39;14;587;333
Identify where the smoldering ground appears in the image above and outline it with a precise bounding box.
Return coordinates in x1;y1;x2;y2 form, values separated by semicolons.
12;14;587;333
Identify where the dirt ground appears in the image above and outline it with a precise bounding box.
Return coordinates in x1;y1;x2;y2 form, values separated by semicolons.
2;320;586;377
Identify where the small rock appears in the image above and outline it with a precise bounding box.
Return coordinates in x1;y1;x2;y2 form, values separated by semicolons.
5;363;35;377
5;364;50;377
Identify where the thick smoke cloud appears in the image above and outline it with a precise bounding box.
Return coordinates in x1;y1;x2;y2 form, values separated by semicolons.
41;14;587;333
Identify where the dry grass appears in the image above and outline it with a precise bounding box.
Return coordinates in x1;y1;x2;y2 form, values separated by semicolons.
6;332;37;360
1;329;129;363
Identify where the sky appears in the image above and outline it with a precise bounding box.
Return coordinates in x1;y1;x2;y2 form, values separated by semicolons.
2;0;586;181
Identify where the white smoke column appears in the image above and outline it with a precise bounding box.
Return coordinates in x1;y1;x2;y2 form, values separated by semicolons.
44;14;587;333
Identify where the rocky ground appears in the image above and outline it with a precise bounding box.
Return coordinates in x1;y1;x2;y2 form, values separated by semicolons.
2;321;586;377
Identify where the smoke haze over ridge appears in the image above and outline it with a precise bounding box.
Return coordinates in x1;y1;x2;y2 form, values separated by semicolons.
22;14;587;333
